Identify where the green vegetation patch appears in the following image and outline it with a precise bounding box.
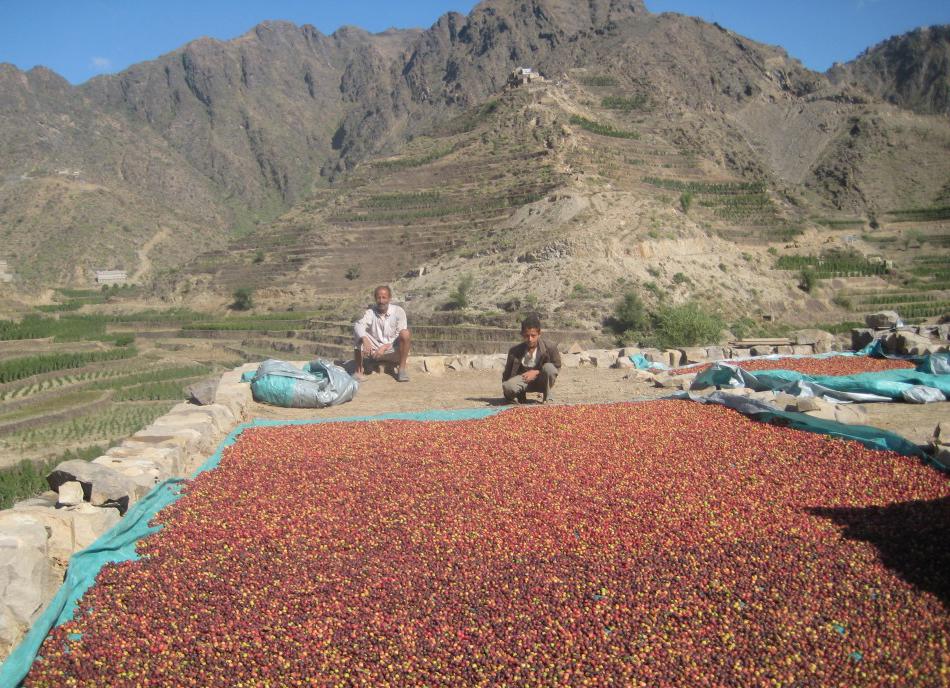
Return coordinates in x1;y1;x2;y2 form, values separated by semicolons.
1;401;174;453
579;75;618;87
376;147;453;170
644;177;766;194
601;95;648;111
885;206;950;222
774;251;888;278
0;347;138;384
813;218;865;229
363;191;443;209
570;115;640;139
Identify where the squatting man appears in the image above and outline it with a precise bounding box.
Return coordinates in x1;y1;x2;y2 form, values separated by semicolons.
502;314;562;403
353;285;411;382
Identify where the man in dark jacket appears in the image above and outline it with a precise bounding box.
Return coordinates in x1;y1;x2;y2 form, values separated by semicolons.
502;314;562;403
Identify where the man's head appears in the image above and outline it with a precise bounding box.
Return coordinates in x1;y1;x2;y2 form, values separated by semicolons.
373;285;392;313
521;314;542;350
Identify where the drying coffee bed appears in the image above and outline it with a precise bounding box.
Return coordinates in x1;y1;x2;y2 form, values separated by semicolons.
671;356;916;377
25;402;948;687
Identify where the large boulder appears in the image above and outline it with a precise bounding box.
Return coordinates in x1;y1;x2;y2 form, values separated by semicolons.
851;328;875;351
46;460;140;514
678;347;708;365
793;329;837;354
0;513;51;619
185;378;219;406
865;311;901;329
895;331;944;356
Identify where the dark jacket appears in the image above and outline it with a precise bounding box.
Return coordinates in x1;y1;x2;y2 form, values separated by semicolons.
502;338;562;382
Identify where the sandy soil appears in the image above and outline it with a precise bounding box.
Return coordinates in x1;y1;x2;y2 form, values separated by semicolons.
246;367;946;453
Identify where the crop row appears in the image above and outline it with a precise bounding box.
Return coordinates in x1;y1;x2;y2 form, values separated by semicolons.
813;218;866;228
890;301;950;318
0;361;159;402
362;191;443;209
330;190;550;223
374;147;452;170
854;292;939;306
775;254;888;276
181;320;310;332
911;265;950;279
112;378;203;402
0;347;137;385
1;401;174;452
85;364;211;392
643;176;766;194
578;75;617;87
569;115;640;139
885;205;950;222
600;95;648;111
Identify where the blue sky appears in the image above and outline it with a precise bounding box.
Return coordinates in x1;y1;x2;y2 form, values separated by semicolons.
1;1;948;85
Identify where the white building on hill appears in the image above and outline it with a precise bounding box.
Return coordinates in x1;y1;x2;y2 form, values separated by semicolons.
95;269;127;285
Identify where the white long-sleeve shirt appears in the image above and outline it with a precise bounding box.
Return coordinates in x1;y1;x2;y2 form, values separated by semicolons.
353;305;408;348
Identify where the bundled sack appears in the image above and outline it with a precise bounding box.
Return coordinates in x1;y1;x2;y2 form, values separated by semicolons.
242;359;358;408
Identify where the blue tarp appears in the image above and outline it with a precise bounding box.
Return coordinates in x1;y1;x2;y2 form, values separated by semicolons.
691;361;950;403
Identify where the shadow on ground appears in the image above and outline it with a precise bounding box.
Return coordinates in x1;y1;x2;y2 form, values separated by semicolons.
809;495;950;607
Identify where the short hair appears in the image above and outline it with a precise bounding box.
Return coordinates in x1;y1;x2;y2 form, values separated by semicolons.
373;285;392;299
521;313;541;332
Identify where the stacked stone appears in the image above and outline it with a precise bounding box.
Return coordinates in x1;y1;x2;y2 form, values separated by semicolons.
852;311;950;355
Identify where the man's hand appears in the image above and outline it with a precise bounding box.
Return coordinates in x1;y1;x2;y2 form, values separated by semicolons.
362;338;393;359
521;369;540;382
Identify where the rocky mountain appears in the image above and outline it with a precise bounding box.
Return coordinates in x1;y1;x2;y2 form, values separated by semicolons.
828;25;950;116
0;0;947;327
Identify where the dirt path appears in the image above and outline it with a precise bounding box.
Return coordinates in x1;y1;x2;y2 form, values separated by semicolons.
130;227;170;283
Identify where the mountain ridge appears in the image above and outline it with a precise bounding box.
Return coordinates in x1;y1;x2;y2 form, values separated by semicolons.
0;1;946;329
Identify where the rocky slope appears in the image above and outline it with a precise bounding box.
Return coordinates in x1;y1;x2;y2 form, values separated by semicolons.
0;0;947;315
828;25;950;116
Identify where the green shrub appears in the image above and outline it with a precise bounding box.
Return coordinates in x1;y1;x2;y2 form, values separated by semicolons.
611;291;649;334
680;192;693;213
799;268;816;293
447;275;475;310
832;293;853;309
653;301;724;348
231;288;254;311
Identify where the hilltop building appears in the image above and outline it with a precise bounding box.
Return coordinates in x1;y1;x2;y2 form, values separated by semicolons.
508;67;545;87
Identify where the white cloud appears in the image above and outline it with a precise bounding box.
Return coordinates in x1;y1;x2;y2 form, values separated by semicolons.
90;56;112;71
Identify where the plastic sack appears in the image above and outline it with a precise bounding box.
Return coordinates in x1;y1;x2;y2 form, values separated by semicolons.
630;354;668;370
246;359;358;408
916;353;950;376
901;385;946;404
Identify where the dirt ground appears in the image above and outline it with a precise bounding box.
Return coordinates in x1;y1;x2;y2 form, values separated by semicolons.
247;366;947;452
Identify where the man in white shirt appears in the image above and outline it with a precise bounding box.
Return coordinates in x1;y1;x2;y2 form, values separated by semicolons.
353;285;411;382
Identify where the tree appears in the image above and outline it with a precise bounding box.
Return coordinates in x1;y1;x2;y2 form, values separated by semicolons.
231;287;254;311
680;191;693;213
799;268;816;293
653;301;724;348
612;291;649;334
447;275;474;309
